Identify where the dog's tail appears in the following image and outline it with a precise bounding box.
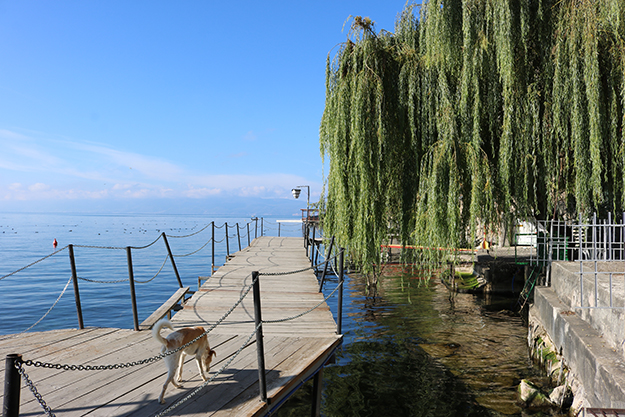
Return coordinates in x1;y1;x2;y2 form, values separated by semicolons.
152;318;174;347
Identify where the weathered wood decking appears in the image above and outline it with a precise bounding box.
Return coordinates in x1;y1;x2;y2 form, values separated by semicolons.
0;236;342;416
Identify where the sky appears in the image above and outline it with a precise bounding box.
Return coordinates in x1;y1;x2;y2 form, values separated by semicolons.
0;1;410;216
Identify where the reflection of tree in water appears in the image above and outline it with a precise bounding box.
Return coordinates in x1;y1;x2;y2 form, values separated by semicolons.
322;337;492;417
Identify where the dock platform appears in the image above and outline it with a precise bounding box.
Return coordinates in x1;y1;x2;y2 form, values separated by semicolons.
0;236;342;416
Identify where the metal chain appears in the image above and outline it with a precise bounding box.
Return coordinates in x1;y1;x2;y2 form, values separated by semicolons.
130;234;164;250
259;265;315;276
0;276;73;341
23;353;164;371
166;222;213;238
22;275;257;372
135;254;169;284
1;245;69;281
73;244;126;250
263;280;343;324
173;238;212;257
78;276;129;284
16;360;56;417
155;323;260;417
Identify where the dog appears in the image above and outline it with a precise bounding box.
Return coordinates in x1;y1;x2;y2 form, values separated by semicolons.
152;318;216;404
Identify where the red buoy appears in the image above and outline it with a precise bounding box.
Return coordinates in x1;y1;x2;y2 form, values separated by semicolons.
53;238;58;248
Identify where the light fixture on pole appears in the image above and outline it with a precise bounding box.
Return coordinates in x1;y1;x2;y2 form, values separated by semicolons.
292;185;310;220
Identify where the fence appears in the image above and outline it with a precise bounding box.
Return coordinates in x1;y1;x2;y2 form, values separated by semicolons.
525;214;625;310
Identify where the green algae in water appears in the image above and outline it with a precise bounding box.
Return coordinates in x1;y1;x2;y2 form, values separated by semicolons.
278;272;544;416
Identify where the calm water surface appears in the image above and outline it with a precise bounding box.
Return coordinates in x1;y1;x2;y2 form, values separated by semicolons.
1;213;541;416
281;272;546;417
0;212;302;334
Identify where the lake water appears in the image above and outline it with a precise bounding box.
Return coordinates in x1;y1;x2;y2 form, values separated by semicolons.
289;273;547;417
0;212;303;334
1;212;540;416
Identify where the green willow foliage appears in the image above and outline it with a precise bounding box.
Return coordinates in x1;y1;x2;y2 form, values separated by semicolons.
320;0;625;272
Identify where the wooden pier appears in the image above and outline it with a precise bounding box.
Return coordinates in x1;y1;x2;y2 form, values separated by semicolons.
0;236;343;416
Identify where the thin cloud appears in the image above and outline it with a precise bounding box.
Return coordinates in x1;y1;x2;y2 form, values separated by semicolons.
243;131;257;141
0;128;316;203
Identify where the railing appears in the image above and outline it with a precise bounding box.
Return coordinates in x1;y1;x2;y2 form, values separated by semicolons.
2;238;346;417
0;218;311;336
301;208;320;223
525;214;625;310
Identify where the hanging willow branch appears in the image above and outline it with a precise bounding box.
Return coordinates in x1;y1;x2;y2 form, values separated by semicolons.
320;0;625;272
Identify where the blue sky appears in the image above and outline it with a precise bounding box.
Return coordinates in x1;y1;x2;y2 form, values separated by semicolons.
0;1;409;215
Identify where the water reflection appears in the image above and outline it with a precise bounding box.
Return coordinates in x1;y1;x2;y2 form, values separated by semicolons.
279;271;546;417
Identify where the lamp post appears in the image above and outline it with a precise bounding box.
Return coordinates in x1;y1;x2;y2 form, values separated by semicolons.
291;185;310;220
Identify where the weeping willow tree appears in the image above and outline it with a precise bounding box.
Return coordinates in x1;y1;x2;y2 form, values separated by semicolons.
320;0;625;273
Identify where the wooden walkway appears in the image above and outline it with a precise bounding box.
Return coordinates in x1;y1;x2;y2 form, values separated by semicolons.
0;236;343;416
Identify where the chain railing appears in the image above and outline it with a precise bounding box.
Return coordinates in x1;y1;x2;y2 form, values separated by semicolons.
3;242;346;417
0;218;264;335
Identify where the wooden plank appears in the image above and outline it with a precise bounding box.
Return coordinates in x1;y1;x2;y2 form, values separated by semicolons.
139;286;190;330
54;334;241;417
118;335;283;417
1;237;343;417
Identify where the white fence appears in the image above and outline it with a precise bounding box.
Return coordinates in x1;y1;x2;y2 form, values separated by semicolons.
527;214;625;310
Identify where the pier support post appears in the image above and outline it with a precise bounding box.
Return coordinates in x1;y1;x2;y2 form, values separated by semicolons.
311;368;324;417
68;244;84;329
3;354;21;417
211;222;215;276
318;236;335;292
162;233;183;288
126;247;139;331
310;227;316;266
225;223;230;257
337;248;344;335
252;271;268;403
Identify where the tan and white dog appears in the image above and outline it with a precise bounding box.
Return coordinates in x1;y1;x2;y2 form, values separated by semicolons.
152;318;216;404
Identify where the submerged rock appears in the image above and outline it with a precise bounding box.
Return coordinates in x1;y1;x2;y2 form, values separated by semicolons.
549;385;573;410
518;379;553;409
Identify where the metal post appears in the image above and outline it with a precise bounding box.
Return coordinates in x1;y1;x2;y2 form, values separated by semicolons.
68;244;84;329
337;249;344;335
211;222;215;276
318;236;335;292
162;233;183;288
3;354;22;417
237;223;242;251
593;212;597;260
580;214;584;308
225;223;230;257
255;218;258;239
261;218;264;237
126;247;139;331
278;222;281;237
252;271;268;403
310;227;316;266
621;211;625;259
247;223;251;246
609;212;613;260
311;368;324;417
